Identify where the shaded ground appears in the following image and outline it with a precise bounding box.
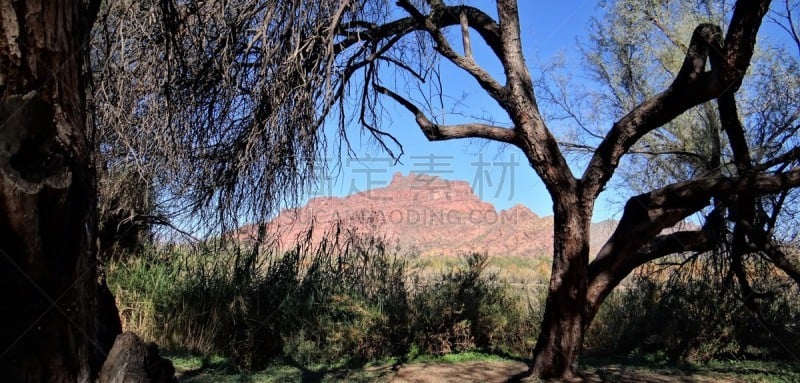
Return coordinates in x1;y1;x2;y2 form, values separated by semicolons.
362;360;529;382
174;357;799;382
359;360;747;383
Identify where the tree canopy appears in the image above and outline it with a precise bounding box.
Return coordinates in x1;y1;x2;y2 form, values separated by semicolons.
90;0;800;379
3;0;799;381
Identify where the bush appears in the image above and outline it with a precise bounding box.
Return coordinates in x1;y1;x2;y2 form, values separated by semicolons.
109;226;412;370
410;253;538;356
108;234;541;370
586;257;800;362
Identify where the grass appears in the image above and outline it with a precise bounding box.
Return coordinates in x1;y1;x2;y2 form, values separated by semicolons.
409;254;551;286
406;350;511;364
169;351;800;383
168;350;518;383
699;359;800;383
581;355;800;383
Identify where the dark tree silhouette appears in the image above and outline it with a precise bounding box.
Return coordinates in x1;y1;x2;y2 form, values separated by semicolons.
0;1;112;381
311;0;797;379
3;0;799;381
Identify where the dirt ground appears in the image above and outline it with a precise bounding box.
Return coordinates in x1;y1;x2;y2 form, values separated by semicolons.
363;360;747;383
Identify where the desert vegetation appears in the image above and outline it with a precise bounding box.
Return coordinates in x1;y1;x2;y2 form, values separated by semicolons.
108;227;540;370
105;222;800;380
3;0;800;381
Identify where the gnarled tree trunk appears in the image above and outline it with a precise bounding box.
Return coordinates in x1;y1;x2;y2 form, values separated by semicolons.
0;1;117;381
530;198;592;381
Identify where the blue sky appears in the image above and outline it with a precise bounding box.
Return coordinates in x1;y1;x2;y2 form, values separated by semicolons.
154;1;797;237
310;1;605;219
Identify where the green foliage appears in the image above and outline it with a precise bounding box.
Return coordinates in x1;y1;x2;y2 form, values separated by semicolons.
108;233;539;371
112;241;800;375
410;253;539;356
168;350;800;383
168;350;517;383
586;259;800;362
109;229;412;370
581;355;800;383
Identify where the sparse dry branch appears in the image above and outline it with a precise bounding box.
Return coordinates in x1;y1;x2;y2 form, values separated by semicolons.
587;229;715;312
92;0;363;233
86;0;799;380
374;83;517;143
460;10;472;59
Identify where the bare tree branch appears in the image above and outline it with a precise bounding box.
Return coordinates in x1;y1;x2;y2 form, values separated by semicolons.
742;220;800;286
585;166;800;313
581;23;729;200
754;146;800;171
460;10;472;59
373;83;517;143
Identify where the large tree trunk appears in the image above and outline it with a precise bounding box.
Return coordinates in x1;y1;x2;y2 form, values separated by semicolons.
0;1;116;381
530;199;592;381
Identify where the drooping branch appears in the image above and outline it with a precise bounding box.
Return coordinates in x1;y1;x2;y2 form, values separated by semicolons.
337;1;574;196
373;83;517;143
334;0;567;112
335;2;512;126
744;222;800;286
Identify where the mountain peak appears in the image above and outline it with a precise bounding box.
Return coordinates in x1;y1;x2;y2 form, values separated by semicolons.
248;173;624;258
389;171;408;185
387;171;449;188
502;203;539;220
255;172;559;257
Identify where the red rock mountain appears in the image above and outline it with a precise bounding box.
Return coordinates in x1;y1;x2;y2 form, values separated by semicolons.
252;172;615;257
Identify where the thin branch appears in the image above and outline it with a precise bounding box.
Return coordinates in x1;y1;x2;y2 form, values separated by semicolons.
626;148;708;160
586;229;714;315
742;220;800;286
460;10;472;60
647;14;689;52
754;146;800;172
373;83;517;143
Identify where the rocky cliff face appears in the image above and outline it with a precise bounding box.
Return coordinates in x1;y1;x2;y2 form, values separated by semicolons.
248;172;614;257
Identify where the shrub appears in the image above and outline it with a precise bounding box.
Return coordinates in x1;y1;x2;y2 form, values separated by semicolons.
410;253;537;356
109;225;412;370
586;256;800;362
108;232;539;370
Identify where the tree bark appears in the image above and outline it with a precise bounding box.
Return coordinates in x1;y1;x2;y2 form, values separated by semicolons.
98;332;176;383
530;198;591;381
0;1;114;381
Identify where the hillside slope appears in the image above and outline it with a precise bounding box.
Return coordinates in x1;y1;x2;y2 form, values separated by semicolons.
245;172;616;257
